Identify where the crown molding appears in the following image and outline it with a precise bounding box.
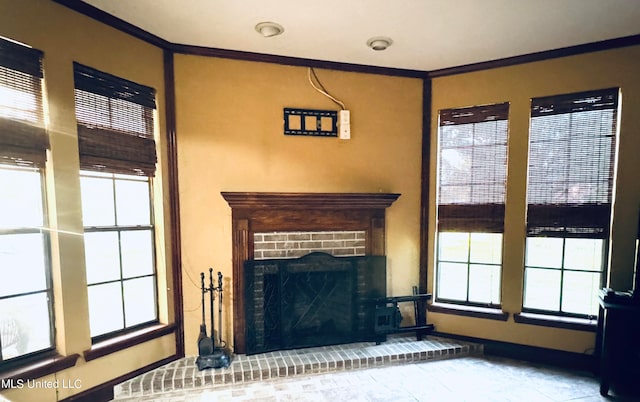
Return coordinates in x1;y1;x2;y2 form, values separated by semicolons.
428;34;640;78
54;1;640;78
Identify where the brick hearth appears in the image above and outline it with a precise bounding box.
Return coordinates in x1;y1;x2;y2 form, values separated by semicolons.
112;335;482;400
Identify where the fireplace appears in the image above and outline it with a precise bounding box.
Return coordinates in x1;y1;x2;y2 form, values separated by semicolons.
221;192;400;354
244;252;386;354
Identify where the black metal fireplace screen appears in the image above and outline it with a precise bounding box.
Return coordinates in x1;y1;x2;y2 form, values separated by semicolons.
244;252;386;355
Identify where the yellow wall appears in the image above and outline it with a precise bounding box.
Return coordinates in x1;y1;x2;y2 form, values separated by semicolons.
3;1;640;399
428;45;640;353
173;55;425;354
0;1;176;401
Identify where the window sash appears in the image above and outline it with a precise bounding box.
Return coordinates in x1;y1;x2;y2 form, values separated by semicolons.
435;232;502;306
79;172;158;339
0;166;54;363
523;237;604;317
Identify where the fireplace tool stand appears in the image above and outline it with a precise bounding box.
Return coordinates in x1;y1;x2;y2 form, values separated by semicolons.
196;268;231;370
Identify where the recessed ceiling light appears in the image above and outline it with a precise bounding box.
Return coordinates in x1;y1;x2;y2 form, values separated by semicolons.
366;37;393;51
255;22;284;38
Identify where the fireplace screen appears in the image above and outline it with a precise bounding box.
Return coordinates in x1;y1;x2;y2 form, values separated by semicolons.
244;252;386;355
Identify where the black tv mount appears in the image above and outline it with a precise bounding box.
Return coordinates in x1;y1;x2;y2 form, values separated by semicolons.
283;108;338;137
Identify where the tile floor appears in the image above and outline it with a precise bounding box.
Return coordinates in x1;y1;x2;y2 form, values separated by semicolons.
111;336;636;402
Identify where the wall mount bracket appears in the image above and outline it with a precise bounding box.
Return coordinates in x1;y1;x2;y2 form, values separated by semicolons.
284;108;338;137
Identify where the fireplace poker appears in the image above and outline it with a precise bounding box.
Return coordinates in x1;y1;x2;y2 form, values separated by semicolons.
412;285;419;324
209;267;215;348
197;272;213;355
218;271;225;347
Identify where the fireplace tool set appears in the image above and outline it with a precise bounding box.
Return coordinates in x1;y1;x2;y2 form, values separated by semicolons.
196;268;231;370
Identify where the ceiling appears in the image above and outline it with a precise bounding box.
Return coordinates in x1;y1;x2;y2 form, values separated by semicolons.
79;0;640;72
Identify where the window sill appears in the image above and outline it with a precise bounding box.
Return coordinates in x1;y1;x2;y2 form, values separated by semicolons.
514;312;597;332
428;302;509;321
83;323;178;362
0;352;79;389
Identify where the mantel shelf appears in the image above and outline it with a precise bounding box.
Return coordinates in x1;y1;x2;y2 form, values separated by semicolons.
221;192;400;210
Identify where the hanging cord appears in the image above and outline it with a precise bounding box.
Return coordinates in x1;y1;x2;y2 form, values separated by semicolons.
308;67;346;110
182;257;209;313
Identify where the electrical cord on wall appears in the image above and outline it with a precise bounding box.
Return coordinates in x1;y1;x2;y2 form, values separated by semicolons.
183;257;208;313
308;67;346;110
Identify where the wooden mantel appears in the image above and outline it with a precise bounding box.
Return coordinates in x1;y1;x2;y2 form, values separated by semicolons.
221;191;400;354
221;192;400;210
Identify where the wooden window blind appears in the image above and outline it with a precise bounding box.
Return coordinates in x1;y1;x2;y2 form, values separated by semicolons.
437;103;509;232
526;88;618;238
0;38;48;168
73;63;157;176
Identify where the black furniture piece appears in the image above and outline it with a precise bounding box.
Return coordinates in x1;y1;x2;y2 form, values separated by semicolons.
596;289;640;397
374;288;434;343
596;213;640;396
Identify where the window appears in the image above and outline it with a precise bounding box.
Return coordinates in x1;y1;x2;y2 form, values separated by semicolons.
435;103;509;306
524;88;619;318
0;37;54;363
80;172;157;338
74;63;159;339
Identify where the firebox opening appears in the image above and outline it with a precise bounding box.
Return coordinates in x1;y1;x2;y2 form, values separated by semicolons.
244;252;386;355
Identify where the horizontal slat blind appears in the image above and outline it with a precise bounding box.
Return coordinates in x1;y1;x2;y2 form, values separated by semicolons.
527;88;618;238
73;63;157;176
0;38;48;168
437;102;509;232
